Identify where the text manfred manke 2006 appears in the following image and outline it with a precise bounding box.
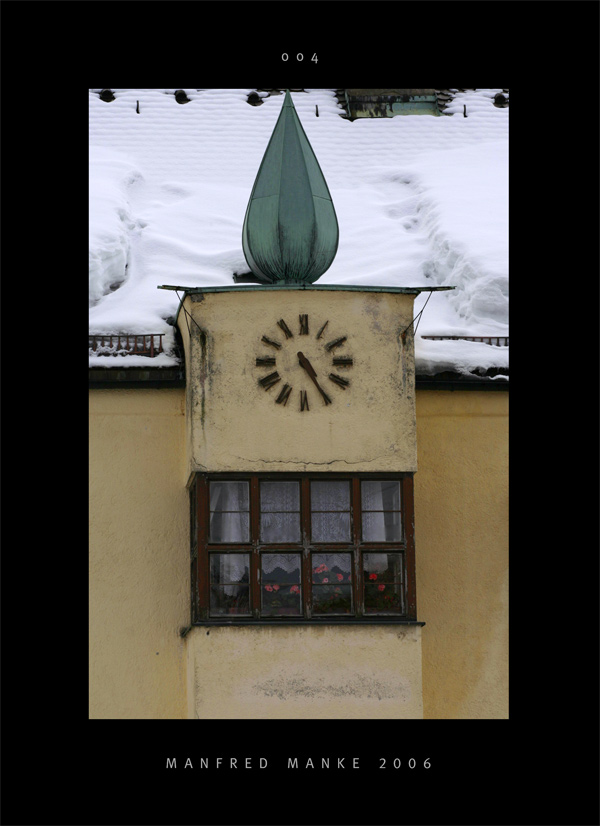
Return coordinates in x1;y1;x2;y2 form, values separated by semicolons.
166;756;360;770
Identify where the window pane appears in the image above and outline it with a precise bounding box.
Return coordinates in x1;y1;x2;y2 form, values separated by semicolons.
210;553;250;584
210;481;249;512
209;481;250;542
361;480;401;511
311;480;350;511
311;480;351;542
261;553;301;616
209;553;251;616
363;552;404;614
362;480;402;542
312;553;353;614
364;582;403;613
261;512;301;543
362;510;402;542
210;511;250;543
260;481;299;511
312;512;351;542
260;481;301;543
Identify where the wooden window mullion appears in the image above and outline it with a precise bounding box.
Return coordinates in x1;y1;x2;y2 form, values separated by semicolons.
403;474;417;620
250;476;261;619
301;477;311;618
352;477;362;617
197;476;209;620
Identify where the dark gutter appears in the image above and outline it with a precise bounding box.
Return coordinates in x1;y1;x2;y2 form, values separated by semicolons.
416;373;508;391
89;367;508;391
89;366;185;389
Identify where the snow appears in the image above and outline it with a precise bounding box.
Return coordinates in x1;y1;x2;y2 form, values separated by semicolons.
89;89;508;377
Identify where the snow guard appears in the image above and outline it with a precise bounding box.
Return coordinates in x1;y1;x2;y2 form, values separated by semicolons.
242;90;339;284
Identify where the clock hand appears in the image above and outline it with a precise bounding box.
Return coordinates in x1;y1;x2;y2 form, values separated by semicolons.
297;352;332;405
297;351;318;378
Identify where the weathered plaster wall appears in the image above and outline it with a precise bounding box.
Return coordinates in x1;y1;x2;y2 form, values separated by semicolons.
179;288;418;476
187;624;423;719
415;390;508;719
89;388;188;719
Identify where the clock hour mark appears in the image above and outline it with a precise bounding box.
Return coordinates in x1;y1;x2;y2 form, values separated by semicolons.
325;336;347;352
261;336;281;350
259;371;281;390
299;314;309;335
256;357;276;366
316;320;329;340
277;319;293;339
275;383;293;406
329;373;350;389
300;390;309;412
332;357;353;367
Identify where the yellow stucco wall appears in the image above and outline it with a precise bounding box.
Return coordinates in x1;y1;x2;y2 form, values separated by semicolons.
187;624;423;719
89;388;189;719
415;390;508;719
89;384;507;720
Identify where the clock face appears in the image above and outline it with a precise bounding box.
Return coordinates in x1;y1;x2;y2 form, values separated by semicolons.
255;315;353;411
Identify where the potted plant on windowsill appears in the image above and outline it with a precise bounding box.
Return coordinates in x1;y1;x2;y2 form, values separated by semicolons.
263;583;301;616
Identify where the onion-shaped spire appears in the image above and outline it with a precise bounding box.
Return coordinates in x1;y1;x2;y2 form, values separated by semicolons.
242;90;339;284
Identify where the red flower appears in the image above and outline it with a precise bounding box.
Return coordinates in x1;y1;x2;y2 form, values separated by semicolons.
265;585;273;592
378;584;385;591
272;584;280;591
322;577;329;583
336;573;344;581
290;585;300;594
369;573;378;581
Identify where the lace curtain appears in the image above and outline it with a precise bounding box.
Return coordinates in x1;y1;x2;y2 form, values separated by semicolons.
262;553;300;575
207;479;402;579
311;480;350;542
260;481;300;543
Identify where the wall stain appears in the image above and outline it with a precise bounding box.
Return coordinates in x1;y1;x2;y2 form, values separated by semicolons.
253;673;406;702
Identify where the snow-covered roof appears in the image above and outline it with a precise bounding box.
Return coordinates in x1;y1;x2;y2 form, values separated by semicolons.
89;89;508;380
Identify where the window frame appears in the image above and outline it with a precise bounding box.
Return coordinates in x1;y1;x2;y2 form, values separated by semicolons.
189;472;418;624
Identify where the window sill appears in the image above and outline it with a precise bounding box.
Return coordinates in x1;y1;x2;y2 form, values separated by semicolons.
186;618;425;630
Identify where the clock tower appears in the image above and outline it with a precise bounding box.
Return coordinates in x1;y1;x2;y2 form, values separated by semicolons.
158;90;452;719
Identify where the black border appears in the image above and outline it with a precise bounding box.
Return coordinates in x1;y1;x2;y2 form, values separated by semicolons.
5;1;598;825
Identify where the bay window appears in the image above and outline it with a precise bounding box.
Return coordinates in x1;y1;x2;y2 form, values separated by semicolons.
189;473;417;622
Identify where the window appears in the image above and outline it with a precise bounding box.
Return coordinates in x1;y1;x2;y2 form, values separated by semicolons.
189;474;417;622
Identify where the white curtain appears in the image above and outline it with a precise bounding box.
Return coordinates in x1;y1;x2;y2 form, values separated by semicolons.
362;480;401;542
209;481;249;543
212;553;249;589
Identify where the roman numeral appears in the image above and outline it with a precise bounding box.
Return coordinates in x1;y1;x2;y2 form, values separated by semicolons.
259;371;281;390
277;319;293;339
325;336;347;352
332;357;353;367
316;320;329;340
300;390;309;411
329;373;350;389
261;336;281;349
256;357;276;366
275;384;293;406
299;314;309;335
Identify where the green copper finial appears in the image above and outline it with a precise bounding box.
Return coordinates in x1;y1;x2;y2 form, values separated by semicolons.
242;89;339;284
